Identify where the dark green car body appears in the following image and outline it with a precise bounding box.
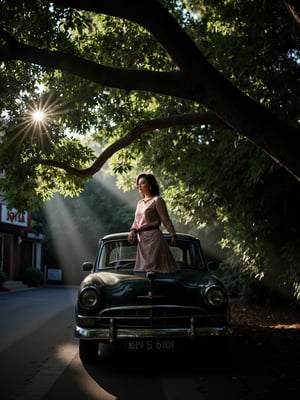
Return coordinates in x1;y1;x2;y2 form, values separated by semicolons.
75;232;231;362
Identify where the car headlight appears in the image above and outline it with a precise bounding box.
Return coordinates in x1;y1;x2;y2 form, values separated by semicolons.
79;286;100;309
204;286;226;307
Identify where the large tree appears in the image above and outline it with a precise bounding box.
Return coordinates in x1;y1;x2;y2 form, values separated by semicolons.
0;0;299;211
1;0;300;302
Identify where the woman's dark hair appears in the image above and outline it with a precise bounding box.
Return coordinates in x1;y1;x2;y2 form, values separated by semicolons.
136;173;160;196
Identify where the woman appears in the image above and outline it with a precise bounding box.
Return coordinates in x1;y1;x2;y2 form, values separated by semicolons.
128;173;179;273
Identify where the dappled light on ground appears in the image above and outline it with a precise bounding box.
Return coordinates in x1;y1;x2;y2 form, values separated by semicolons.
230;298;300;329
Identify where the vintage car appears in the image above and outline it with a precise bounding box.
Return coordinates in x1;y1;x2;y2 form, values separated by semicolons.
75;232;231;362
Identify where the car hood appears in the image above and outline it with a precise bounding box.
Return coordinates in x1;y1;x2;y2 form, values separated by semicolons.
81;269;224;308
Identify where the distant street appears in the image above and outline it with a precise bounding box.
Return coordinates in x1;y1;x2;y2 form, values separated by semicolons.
0;286;78;400
0;286;77;352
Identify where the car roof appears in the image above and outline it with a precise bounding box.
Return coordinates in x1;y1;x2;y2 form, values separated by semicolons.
101;232;200;242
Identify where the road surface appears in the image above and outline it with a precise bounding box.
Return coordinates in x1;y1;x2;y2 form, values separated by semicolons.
1;287;300;400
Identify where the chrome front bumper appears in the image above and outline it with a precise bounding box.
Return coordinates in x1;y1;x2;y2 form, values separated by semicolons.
75;320;232;342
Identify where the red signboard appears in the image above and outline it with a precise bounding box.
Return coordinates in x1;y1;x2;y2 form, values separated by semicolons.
0;204;31;229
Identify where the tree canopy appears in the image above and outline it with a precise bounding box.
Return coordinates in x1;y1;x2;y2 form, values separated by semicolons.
1;0;300;303
0;0;300;209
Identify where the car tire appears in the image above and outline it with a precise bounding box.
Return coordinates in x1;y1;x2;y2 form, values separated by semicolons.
79;340;99;363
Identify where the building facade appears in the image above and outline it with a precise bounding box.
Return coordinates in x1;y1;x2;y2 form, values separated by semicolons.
0;203;43;280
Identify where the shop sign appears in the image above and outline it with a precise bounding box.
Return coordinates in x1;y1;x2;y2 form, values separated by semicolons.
0;204;30;228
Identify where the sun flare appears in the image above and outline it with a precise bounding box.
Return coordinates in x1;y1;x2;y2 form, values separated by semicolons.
8;92;72;150
32;110;46;122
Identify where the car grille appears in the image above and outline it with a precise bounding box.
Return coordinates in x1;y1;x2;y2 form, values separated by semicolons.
96;305;226;328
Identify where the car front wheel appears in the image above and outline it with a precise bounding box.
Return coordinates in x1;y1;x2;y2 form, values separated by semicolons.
79;340;99;363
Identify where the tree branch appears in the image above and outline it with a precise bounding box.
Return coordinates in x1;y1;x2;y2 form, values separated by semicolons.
51;0;211;73
29;111;229;177
2;1;300;181
0;28;189;98
284;0;300;35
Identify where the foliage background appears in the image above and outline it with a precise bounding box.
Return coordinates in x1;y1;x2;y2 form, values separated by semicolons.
0;1;300;303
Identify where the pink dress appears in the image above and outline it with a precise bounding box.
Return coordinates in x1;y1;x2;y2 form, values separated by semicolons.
131;196;179;273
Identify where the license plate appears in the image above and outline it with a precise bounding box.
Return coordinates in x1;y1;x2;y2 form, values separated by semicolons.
125;339;178;352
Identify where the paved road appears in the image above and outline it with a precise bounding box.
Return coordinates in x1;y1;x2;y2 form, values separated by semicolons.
0;286;77;352
0;286;78;400
0;286;207;400
3;287;296;400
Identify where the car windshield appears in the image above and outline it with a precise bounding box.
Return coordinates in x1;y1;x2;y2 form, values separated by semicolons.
96;238;205;270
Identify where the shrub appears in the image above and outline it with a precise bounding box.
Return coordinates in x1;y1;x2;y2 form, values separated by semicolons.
22;267;44;286
216;262;252;299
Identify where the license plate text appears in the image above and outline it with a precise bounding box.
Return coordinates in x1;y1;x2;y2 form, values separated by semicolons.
126;339;177;352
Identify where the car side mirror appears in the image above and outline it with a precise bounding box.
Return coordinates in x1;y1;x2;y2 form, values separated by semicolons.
207;261;219;271
82;262;93;272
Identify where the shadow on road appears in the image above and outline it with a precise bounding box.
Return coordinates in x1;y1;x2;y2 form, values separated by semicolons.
81;325;300;400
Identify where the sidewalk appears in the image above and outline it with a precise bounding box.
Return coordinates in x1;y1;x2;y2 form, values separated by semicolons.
0;281;78;293
0;280;33;293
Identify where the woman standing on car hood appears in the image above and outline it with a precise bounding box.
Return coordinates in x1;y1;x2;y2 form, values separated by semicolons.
128;173;179;273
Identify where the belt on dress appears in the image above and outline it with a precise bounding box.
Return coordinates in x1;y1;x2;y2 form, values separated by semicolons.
137;225;160;233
